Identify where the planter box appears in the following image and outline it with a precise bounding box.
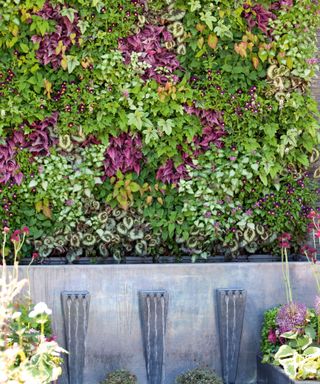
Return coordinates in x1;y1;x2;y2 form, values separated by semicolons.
20;253;297;265
257;355;318;383
11;263;318;384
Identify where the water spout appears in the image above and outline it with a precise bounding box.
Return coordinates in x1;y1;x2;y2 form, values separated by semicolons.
61;291;91;384
216;289;246;384
139;290;168;384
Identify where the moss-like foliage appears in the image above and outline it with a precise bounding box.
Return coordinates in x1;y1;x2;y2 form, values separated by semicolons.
100;370;137;384
176;367;223;384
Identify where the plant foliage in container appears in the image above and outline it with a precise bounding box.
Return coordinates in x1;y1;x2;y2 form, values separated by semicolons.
0;0;320;263
0;227;66;383
100;370;137;384
260;304;320;381
259;234;320;381
175;367;223;384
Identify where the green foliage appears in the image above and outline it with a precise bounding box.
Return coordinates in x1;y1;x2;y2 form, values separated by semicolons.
175;367;223;384
274;333;320;380
0;229;65;383
100;370;137;384
261;305;320;381
178;148;315;256
0;0;319;262
261;306;280;363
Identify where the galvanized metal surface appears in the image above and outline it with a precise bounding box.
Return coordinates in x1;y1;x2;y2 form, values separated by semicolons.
61;291;90;384
16;263;317;384
217;289;246;384
257;355;318;384
138;290;168;384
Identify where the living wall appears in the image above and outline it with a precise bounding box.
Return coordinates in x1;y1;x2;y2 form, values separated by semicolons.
0;0;320;262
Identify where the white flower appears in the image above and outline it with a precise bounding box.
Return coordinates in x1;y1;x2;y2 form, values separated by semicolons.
0;369;8;382
51;366;62;380
20;369;43;384
5;344;20;356
11;311;21;320
28;302;52;318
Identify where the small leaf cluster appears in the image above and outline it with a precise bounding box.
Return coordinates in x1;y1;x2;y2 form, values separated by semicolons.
100;370;137;384
175;367;223;384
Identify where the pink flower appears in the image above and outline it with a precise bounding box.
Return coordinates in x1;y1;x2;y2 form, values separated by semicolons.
46;335;57;342
3;227;10;234
315;296;320;316
32;252;39;260
276;302;307;334
307;58;318;65
278;233;291;248
301;245;317;262
308;211;317;219
10;229;21;242
267;329;277;344
22;226;30;235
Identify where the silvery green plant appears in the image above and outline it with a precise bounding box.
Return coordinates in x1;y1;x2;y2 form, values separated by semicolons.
20;144;105;226
176;367;223;384
100;370;137;384
34;206;161;262
178;148;272;256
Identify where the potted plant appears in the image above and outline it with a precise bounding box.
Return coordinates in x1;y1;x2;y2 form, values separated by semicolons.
0;227;66;383
100;369;137;384
258;304;320;383
175;367;223;384
258;230;320;382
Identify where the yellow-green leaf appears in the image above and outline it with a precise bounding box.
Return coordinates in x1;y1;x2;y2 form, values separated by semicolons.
197;37;204;49
20;43;29;53
61;56;67;70
286;57;293;70
130;182;140;192
208;34;218;49
252;56;259;69
35;201;42;213
42;206;52;219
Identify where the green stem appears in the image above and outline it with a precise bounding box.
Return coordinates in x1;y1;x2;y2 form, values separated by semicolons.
285;248;292;303
2;232;6;265
41;322;44;336
281;248;290;303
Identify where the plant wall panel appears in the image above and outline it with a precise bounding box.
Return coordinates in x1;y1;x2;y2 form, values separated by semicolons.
0;0;319;262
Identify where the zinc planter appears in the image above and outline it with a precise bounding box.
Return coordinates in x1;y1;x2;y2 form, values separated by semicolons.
257;355;319;384
11;263;319;384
